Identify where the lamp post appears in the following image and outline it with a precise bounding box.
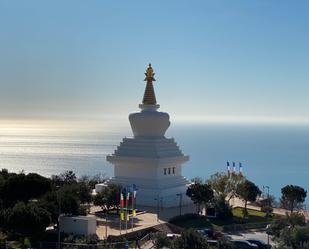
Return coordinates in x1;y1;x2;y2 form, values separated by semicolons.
263;185;270;248
154;197;160;222
154;196;163;222
105;207;108;240
56;188;61;249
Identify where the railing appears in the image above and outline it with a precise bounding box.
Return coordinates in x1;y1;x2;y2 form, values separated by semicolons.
138;233;154;249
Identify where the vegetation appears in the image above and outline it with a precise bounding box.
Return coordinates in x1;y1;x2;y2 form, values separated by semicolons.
207;172;244;201
154;233;172;249
1;168;307;248
270;213;309;249
171;229;209;249
0;169;103;246
213;195;233;220
169;207;272;231
236;179;261;217
280;185;307;213
93;184;121;212
186;181;214;214
0;170;51;208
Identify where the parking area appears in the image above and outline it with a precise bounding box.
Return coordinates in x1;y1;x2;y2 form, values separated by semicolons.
227;230;275;246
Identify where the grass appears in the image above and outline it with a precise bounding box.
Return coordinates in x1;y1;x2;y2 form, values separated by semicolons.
232;207;266;218
170;207;277;231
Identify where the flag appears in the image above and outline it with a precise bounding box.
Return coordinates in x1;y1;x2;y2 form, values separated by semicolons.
120;211;124;221
132;184;138;199
227;161;231;177
120;192;124;208
126;192;130;207
232;162;236;176
239;162;243;177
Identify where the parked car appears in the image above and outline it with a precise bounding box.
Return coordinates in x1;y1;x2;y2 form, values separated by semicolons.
166;233;181;239
266;224;273;235
207;240;218;246
232;240;259;249
197;228;214;238
247;239;271;249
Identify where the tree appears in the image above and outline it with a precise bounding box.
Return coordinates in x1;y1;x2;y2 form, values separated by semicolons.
78;174;107;189
207;172;244;201
260;194;276;217
186;182;214;214
270;213;306;238
207;172;229;197
77;182;92;204
0;172;51;208
4;202;51;239
93;184;122;212
276;224;309;249
236;180;261;217
39;185;82;223
59;187;80;215
171;229;208;249
213;195;233;219
154;233;172;249
280;185;307;213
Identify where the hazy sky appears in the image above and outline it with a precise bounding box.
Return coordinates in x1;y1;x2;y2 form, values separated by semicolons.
1;0;309;122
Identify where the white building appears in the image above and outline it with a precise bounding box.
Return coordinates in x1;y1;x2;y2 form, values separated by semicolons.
97;64;192;207
59;215;96;236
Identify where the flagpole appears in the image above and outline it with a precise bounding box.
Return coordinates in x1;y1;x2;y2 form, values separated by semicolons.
125;190;129;234
119;190;122;235
131;192;134;231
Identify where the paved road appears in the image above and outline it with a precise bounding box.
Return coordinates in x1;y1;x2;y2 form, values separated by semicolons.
227;230;275;246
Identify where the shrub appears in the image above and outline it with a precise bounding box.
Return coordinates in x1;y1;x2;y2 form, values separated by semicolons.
213;196;233;220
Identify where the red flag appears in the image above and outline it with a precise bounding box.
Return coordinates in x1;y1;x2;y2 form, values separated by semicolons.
239;163;243;177
120;193;124;208
232;162;236;176
126;192;130;206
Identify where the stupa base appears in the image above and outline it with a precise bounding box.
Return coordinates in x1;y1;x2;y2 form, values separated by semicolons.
95;176;193;208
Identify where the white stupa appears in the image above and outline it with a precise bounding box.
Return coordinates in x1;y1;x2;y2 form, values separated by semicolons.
97;64;191;207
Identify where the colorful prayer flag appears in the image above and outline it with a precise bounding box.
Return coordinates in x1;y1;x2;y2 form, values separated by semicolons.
120;193;124;208
239;162;243;177
232;162;236;176
126;192;130;207
227;161;231;177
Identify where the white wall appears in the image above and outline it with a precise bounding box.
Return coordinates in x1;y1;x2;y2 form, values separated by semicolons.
59;216;96;236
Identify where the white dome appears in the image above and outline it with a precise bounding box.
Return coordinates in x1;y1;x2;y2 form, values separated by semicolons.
129;107;170;137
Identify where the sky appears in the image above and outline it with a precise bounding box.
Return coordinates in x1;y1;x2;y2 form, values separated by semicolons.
0;0;309;123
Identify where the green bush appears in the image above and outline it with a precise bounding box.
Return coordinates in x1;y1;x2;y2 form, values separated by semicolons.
213;196;233;220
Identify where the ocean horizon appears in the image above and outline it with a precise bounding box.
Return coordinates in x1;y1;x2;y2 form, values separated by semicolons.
0;118;308;205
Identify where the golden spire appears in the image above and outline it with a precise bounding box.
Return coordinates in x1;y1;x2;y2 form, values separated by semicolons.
144;63;156;82
142;64;157;105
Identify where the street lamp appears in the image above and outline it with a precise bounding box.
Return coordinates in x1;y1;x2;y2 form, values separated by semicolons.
263;185;270;248
154;196;163;222
56;188;61;249
154;197;160;222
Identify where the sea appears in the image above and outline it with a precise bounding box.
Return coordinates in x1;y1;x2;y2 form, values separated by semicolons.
0;118;308;204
